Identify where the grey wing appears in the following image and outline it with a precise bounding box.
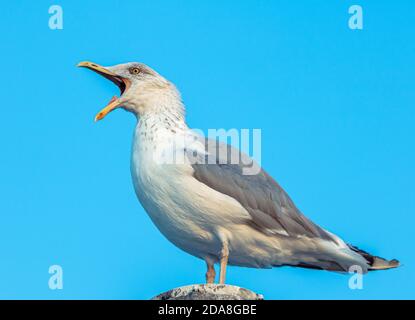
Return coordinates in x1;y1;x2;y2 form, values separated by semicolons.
188;136;335;242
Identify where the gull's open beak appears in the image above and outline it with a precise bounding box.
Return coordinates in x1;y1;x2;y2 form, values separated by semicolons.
77;61;130;121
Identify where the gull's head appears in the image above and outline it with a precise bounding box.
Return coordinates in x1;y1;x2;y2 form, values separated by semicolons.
78;61;183;121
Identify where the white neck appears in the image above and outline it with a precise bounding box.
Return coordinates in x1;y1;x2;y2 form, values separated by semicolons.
133;106;189;156
129;81;186;120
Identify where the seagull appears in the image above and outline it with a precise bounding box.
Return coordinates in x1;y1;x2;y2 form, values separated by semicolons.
78;61;399;284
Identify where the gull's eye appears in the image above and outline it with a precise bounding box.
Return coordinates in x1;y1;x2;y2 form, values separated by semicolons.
129;67;140;75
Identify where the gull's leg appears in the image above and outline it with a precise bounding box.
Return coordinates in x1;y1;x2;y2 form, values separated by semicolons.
205;260;216;284
219;243;229;284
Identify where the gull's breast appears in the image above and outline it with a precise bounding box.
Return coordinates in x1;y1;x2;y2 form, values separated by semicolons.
130;128;225;258
129;123;259;263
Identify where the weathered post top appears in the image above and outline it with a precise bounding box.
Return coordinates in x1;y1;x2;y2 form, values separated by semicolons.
152;284;264;300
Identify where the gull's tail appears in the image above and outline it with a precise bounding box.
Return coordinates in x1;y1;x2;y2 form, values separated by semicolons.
287;238;400;273
348;244;400;271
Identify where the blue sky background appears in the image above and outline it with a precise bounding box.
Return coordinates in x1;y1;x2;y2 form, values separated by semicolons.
0;0;414;299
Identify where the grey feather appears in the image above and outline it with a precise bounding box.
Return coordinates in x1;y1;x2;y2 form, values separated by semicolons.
188;136;335;242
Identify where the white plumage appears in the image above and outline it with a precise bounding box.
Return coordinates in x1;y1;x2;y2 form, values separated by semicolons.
78;61;399;284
